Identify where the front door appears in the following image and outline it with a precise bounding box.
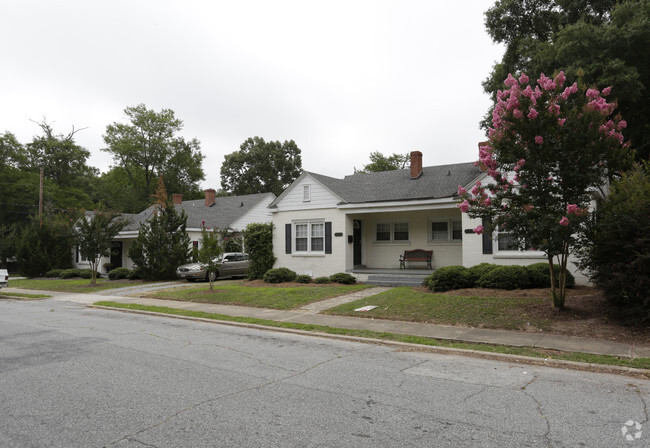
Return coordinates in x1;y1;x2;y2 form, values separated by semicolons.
353;220;362;266
110;241;123;269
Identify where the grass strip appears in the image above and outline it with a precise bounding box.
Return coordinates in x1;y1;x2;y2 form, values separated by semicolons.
10;278;162;293
94;301;650;371
149;283;371;310
0;292;51;299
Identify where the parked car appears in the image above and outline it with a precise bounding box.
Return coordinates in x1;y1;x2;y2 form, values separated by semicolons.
176;252;249;281
0;269;8;288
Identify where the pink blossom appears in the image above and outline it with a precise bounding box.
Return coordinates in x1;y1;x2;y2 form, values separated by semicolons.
554;71;566;87
484;197;492;206
517;159;526;167
458;200;470;213
457;185;467;196
566;204;578;214
527;108;538;119
513;108;523;118
559;216;569;226
535;136;544;144
601;86;612;96
534;86;543;99
586;88;600;99
518;73;529;84
618;120;627;129
473;225;484;235
548;103;560;115
471;185;480;195
558;118;566;126
504;73;518;87
570;83;578;94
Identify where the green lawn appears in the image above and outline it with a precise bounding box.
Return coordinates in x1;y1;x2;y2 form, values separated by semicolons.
0;292;51;299
9;278;162;293
324;287;552;331
149;283;371;310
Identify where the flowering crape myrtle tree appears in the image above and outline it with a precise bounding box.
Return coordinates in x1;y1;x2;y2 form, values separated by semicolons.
459;71;629;309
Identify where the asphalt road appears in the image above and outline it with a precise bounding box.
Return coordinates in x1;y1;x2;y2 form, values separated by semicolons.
0;298;648;448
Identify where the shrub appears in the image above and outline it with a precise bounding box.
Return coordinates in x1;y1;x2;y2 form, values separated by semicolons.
477;265;531;290
314;276;331;284
45;269;64;278
244;223;275;280
467;263;498;284
425;266;473;292
127;269;142;280
295;275;312;284
526;263;575;289
329;273;357;284
108;267;131;280
60;269;82;279
77;269;100;279
263;267;297;283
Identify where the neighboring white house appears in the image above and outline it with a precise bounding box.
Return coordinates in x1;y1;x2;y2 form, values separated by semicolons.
270;151;588;284
74;190;275;273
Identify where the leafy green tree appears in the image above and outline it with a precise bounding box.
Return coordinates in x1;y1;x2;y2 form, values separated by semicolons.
15;213;76;277
103;104;205;205
243;223;275;280
73;210;127;285
197;225;223;291
355;152;409;173
578;162;650;322
484;0;650;159
128;179;191;280
220;137;302;196
459;71;630;308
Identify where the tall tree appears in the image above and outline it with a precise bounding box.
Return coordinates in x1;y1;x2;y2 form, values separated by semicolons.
220;137;302;196
73;210;127;285
127;179;191;280
459;71;630;309
483;0;649;159
197;224;223;291
103;104;205;207
355;152;409;173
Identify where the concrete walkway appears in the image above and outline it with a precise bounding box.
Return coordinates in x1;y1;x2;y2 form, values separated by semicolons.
5;286;649;360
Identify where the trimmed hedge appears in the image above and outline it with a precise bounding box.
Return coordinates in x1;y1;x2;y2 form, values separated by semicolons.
477;265;531;290
468;263;499;284
295;275;312;284
127;269;142;280
108;267;131;280
314;276;331;284
425;266;473;292
526;263;575;289
59;269;100;279
45;269;64;278
263;267;297;284
329;273;357;284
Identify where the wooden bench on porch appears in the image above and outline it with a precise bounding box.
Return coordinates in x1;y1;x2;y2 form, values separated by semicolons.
399;249;433;269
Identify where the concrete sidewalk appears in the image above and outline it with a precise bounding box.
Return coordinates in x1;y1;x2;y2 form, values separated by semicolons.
7;286;649;360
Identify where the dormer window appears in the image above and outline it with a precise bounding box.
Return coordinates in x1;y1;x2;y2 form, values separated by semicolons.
303;185;311;202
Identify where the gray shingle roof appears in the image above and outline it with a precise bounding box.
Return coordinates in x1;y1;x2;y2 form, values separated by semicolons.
307;162;481;204
121;192;274;231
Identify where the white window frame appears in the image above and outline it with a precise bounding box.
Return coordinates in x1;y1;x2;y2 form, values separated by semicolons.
373;220;410;243
293;220;325;254
302;185;311;202
493;228;544;259
428;218;462;243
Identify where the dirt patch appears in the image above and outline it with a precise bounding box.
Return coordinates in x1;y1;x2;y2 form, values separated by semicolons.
427;285;650;345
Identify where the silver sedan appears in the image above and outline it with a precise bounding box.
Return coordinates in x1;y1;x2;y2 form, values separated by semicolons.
176;252;249;281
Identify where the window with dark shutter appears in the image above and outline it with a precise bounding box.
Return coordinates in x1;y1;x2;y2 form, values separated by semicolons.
285;223;292;254
325;222;332;254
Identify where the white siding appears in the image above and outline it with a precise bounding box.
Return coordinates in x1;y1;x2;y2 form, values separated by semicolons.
272;208;348;278
230;195;274;230
273;175;341;211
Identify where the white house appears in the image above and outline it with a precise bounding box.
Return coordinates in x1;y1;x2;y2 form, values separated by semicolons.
270;151;588;284
74;190;275;273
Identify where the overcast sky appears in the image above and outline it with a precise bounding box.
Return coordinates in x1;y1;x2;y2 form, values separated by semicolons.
1;0;504;191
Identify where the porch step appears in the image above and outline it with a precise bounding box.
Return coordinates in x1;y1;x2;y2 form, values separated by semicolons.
365;274;429;287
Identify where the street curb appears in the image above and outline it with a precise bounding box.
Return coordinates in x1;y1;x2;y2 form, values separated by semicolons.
90;305;650;379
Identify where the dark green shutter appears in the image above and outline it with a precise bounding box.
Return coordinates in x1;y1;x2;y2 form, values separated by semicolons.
482;218;493;254
325;222;332;254
285;224;292;254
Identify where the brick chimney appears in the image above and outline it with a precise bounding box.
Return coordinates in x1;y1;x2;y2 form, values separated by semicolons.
204;189;216;207
172;193;183;205
410;151;423;179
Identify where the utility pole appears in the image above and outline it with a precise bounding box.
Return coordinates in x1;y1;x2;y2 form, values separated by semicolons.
39;167;44;227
